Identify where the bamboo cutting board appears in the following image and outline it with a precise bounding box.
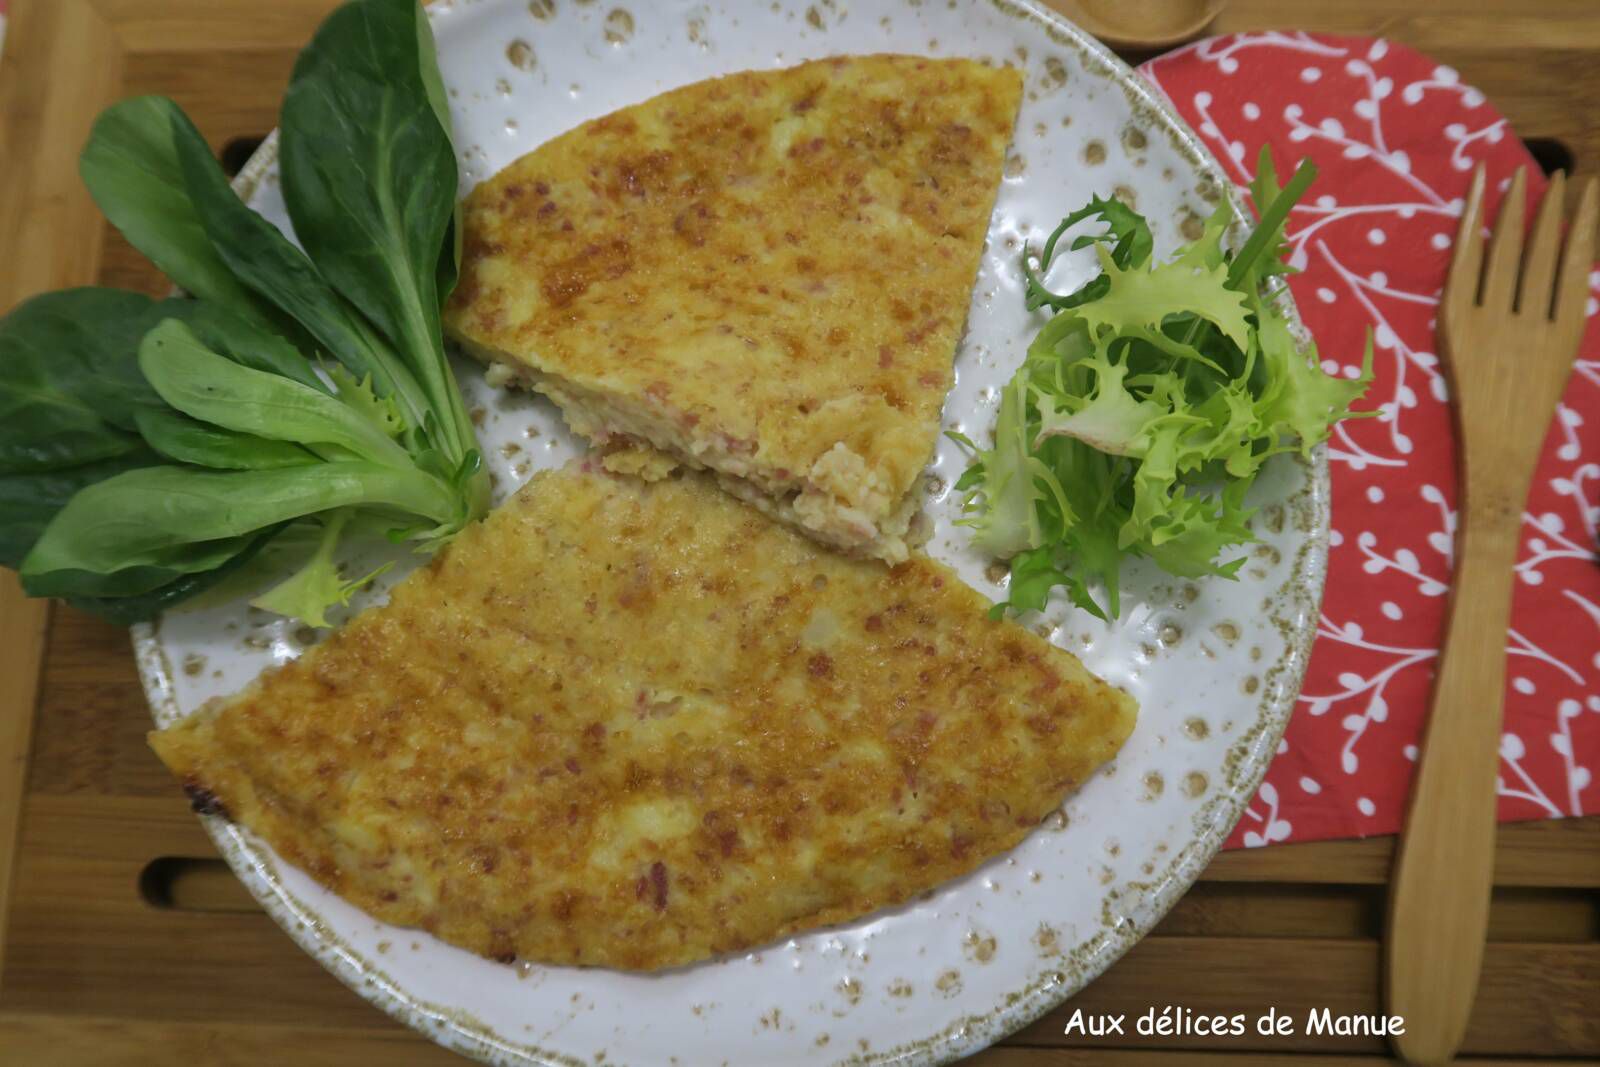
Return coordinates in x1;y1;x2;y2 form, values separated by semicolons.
1;1;1597;1064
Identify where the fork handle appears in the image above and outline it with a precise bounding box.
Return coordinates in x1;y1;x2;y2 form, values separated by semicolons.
1385;514;1522;1065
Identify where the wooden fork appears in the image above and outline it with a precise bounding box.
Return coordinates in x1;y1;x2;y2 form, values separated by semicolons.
1386;164;1598;1065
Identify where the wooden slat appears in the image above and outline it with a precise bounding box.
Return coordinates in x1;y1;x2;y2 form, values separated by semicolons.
972;1050;1555;1066
1203;818;1600;887
1482;887;1599;942
134;855;1598;942
119;48;299;150
6;795;216;861
1213;0;1600;49
88;0;340;52
0;582;49;976
1155;881;1595;942
0;1013;458;1067
28;610;179;800
0;0;123;977
1011;936;1599;1055
0;796;396;1029
0;0;119;290
0;1017;1562;1067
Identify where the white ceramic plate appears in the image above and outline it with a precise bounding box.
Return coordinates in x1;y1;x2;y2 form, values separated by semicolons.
134;1;1328;1063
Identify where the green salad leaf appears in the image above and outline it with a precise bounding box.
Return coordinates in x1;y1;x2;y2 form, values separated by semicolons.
167;106;435;436
133;408;319;471
251;509;392;627
280;0;478;489
0;450;162;573
80;97;279;325
21;461;460;599
0;0;490;626
954;148;1373;621
137;319;419;470
64;528;284;626
0;289;170;474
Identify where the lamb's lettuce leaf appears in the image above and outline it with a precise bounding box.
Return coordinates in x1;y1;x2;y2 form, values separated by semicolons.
80;97;276;323
0;0;490;627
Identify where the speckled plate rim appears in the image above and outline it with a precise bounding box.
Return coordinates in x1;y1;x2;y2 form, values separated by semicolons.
129;2;1330;1063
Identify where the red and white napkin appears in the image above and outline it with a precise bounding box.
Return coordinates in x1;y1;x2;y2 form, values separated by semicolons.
1138;33;1600;848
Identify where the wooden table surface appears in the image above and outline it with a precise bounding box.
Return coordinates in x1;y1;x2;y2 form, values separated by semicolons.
1;1;1597;1064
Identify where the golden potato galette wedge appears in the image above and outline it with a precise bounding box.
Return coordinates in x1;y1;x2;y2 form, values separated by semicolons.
151;466;1135;972
444;55;1023;560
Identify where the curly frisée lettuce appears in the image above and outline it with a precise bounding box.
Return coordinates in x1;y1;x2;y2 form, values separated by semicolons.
953;149;1372;621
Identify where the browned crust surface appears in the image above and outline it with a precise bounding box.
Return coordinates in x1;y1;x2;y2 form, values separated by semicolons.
444;55;1023;558
151;467;1135;971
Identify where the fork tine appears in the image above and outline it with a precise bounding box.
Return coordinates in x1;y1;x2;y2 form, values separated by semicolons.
1518;170;1566;318
1443;165;1487;321
1480;167;1527;310
1554;176;1599;336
